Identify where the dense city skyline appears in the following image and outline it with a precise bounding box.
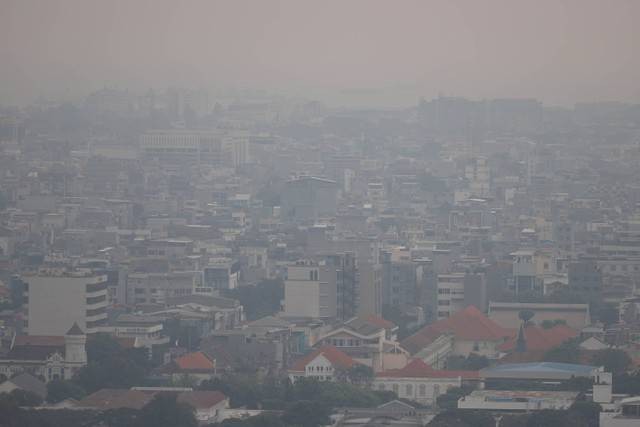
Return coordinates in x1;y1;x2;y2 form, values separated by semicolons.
2;2;640;426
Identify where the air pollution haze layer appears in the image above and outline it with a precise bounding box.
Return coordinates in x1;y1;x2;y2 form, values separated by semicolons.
1;0;639;106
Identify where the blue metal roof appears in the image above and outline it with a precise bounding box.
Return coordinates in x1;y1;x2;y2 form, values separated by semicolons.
481;362;598;379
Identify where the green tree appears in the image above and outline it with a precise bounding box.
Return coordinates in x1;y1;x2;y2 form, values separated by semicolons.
346;364;374;385
428;410;494;427
46;379;86;403
98;408;138;427
520;408;597;427
446;353;489;370
223;279;284;321
74;334;151;393
541;319;567;329
543;339;580;364
597;305;619;327
0;394;22;427
568;401;601;427
134;394;197;427
591;349;631;375
8;389;43;406
519;310;535;324
282;401;331;427
435;386;473;410
87;333;123;363
613;372;640;394
199;375;262;408
214;414;285;427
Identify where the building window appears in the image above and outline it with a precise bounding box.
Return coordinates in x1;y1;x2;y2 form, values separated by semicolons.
419;384;426;396
405;384;413;396
392;384;399;394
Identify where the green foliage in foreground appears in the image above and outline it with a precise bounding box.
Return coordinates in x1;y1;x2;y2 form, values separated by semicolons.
200;375;395;409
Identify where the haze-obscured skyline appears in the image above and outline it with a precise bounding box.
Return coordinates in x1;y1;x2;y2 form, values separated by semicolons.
2;0;639;107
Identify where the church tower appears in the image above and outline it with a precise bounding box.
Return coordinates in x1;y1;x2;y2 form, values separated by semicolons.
64;322;87;365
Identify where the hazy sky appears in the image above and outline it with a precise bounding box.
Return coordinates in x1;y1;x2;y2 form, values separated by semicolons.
1;0;639;106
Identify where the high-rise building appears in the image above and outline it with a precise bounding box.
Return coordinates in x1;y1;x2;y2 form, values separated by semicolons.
436;273;466;319
281;176;338;222
202;260;240;293
284;260;337;319
23;270;108;335
323;252;357;321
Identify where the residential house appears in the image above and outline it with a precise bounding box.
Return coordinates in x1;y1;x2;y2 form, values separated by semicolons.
401;306;509;368
161;351;216;385
373;359;480;407
0;372;46;399
334;400;435;427
315;316;407;372
458;390;579;411
177;390;229;424
288;345;355;382
488;302;591;330
74;388;230;424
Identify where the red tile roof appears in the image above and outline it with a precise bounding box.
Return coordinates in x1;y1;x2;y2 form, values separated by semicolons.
177;391;227;409
175;351;215;371
377;359;479;379
499;324;577;352
365;315;396;330
76;389;154;410
289;345;356;372
13;336;65;347
77;389;229;411
401;306;508;354
498;350;547;364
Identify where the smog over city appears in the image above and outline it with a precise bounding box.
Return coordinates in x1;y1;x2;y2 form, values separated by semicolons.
1;1;640;426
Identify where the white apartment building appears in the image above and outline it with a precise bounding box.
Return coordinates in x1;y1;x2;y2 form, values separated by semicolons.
127;271;200;305
139;130;250;167
284;261;337;319
600;396;640;427
436;273;466;319
24;270;108;335
108;314;170;349
458;390;579;411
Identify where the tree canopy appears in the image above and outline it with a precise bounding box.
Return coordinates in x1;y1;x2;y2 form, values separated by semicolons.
428;409;494;427
73;334;153;394
223;279;284;321
591;349;631;375
134;394;197;427
543;338;581;364
281;401;331;427
200;375;395;410
46;379;87;403
446;353;490;370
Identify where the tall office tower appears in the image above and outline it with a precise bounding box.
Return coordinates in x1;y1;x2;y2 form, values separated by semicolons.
323;252;357;321
23;269;108;335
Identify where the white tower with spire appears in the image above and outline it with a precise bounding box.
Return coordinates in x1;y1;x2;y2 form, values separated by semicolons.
64;322;87;365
